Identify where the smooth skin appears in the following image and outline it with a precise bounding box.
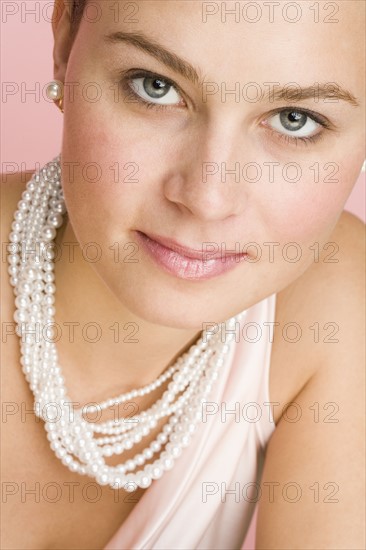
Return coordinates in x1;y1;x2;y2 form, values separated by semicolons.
1;0;365;548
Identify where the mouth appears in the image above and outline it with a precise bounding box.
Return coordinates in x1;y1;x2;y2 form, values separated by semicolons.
133;230;249;281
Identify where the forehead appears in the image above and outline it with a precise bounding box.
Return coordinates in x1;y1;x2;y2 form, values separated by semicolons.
84;1;364;88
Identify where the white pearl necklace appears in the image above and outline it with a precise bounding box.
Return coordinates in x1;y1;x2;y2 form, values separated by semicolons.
7;155;246;491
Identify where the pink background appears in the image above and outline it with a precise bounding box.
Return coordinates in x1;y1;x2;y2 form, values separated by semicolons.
1;4;365;548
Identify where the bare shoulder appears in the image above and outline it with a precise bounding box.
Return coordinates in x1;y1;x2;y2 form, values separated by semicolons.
256;211;365;549
269;210;365;422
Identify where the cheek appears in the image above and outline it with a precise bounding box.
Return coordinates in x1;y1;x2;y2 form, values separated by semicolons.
260;158;361;247
60;109;163;244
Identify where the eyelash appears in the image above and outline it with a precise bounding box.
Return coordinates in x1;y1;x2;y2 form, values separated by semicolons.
121;70;331;147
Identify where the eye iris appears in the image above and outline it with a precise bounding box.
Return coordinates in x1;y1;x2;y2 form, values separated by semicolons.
280;110;307;131
143;77;169;99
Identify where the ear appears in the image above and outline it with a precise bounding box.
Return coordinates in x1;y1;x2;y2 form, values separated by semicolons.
52;0;74;82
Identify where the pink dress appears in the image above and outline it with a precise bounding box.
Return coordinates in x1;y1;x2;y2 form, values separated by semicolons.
104;293;277;549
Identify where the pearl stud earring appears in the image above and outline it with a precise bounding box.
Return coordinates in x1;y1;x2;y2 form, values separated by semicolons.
46;80;64;113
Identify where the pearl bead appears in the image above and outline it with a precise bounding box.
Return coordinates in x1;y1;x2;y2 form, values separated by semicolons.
49;199;66;214
150;441;161;452
26;181;36;192
163;456;174;470
41;226;56;241
47;213;63;228
8;265;18;277
151;465;163;479
44;283;56;294
143;448;154;460
96;473;109;485
135;454;145;466
137;473;152;488
46;82;63;101
124;479;138;492
125;459;135;471
9;231;21;243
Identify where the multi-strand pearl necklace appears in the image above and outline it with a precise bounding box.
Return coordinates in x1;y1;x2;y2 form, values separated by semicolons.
7;155;246;491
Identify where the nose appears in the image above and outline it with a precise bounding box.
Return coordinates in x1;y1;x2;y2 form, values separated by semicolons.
163;120;248;222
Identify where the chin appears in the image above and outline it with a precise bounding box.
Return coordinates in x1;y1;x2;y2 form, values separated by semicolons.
104;271;228;330
124;289;211;330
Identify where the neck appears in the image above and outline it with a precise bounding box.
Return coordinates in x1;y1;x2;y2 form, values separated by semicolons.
53;216;202;405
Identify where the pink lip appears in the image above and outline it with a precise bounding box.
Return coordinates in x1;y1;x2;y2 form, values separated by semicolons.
133;230;248;281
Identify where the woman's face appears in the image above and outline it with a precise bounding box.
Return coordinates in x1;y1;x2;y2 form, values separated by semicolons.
55;0;365;329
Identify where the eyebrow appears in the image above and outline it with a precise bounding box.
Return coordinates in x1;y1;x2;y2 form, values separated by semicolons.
104;30;205;86
104;31;360;107
264;83;360;107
